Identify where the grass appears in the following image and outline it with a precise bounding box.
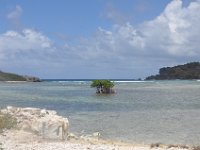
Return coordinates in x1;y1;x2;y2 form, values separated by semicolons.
0;113;16;150
0;143;3;150
0;112;17;132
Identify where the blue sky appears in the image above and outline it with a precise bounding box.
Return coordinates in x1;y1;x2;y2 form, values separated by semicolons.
0;0;200;79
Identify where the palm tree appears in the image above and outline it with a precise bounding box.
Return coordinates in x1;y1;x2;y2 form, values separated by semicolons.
91;80;115;94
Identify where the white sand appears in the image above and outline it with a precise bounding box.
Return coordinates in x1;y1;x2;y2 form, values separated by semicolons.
0;129;189;150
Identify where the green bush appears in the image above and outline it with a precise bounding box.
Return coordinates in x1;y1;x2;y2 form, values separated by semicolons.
0;112;17;132
91;80;115;94
0;142;3;150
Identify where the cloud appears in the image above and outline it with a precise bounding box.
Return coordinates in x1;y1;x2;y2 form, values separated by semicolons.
0;29;56;70
1;0;200;78
7;5;23;20
7;5;23;29
102;0;200;59
140;0;200;57
133;0;151;13
0;29;53;55
68;0;200;77
101;3;131;24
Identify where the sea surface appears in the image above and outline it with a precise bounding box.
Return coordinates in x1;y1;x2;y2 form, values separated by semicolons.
0;80;200;145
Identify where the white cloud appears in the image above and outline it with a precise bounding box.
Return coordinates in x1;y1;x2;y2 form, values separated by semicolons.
1;0;200;78
65;0;200;77
140;0;200;57
93;0;200;59
102;3;131;24
0;29;52;53
7;5;23;20
0;29;56;66
7;5;23;29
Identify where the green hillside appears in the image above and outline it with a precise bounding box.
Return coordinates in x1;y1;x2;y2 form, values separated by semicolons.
146;62;200;80
0;71;26;81
0;71;40;82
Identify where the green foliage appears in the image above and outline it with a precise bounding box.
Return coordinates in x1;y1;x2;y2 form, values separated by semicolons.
91;80;102;88
0;71;26;81
101;80;114;89
91;80;115;94
0;142;3;150
0;71;41;82
91;80;114;88
0;112;17;132
146;62;200;80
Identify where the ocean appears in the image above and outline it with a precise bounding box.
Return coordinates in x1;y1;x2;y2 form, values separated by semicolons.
0;80;200;145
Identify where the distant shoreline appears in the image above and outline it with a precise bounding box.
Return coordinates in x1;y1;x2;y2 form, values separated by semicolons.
5;81;28;83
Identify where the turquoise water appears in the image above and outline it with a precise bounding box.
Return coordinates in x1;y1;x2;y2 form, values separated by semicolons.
0;80;200;145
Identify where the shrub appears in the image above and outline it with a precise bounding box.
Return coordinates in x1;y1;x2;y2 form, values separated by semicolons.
0;142;3;150
0;112;17;132
91;80;115;94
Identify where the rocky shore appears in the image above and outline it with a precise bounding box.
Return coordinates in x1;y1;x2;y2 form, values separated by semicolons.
0;106;191;150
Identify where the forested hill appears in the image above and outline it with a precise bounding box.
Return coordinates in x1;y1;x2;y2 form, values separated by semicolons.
0;71;41;82
146;62;200;80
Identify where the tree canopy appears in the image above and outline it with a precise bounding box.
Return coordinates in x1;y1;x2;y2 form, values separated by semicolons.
91;80;115;94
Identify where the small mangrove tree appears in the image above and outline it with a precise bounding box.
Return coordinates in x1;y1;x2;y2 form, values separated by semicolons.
91;80;115;94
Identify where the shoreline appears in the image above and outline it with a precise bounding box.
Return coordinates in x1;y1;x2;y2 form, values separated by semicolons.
0;129;190;150
0;106;193;150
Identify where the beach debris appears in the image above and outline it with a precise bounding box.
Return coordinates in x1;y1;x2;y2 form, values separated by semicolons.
80;131;101;141
93;132;101;138
150;143;162;148
68;132;78;140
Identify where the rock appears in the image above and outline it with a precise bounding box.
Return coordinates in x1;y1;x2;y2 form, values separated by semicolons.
80;131;101;142
23;75;41;82
93;132;100;138
1;106;69;140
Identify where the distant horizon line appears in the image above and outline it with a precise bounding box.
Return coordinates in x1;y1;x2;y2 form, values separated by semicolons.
42;79;143;81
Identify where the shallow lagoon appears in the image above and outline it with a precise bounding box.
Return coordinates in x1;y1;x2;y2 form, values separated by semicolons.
0;80;200;145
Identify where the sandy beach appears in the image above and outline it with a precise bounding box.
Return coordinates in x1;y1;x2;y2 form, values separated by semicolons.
0;129;190;150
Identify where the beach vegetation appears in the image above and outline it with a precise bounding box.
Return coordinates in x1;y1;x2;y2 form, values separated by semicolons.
91;80;115;94
0;112;17;132
0;142;3;150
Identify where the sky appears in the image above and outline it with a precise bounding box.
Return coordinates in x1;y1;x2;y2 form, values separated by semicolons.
0;0;200;79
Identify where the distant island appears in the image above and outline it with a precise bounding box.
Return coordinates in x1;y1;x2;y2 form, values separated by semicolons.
0;71;41;82
146;62;200;80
